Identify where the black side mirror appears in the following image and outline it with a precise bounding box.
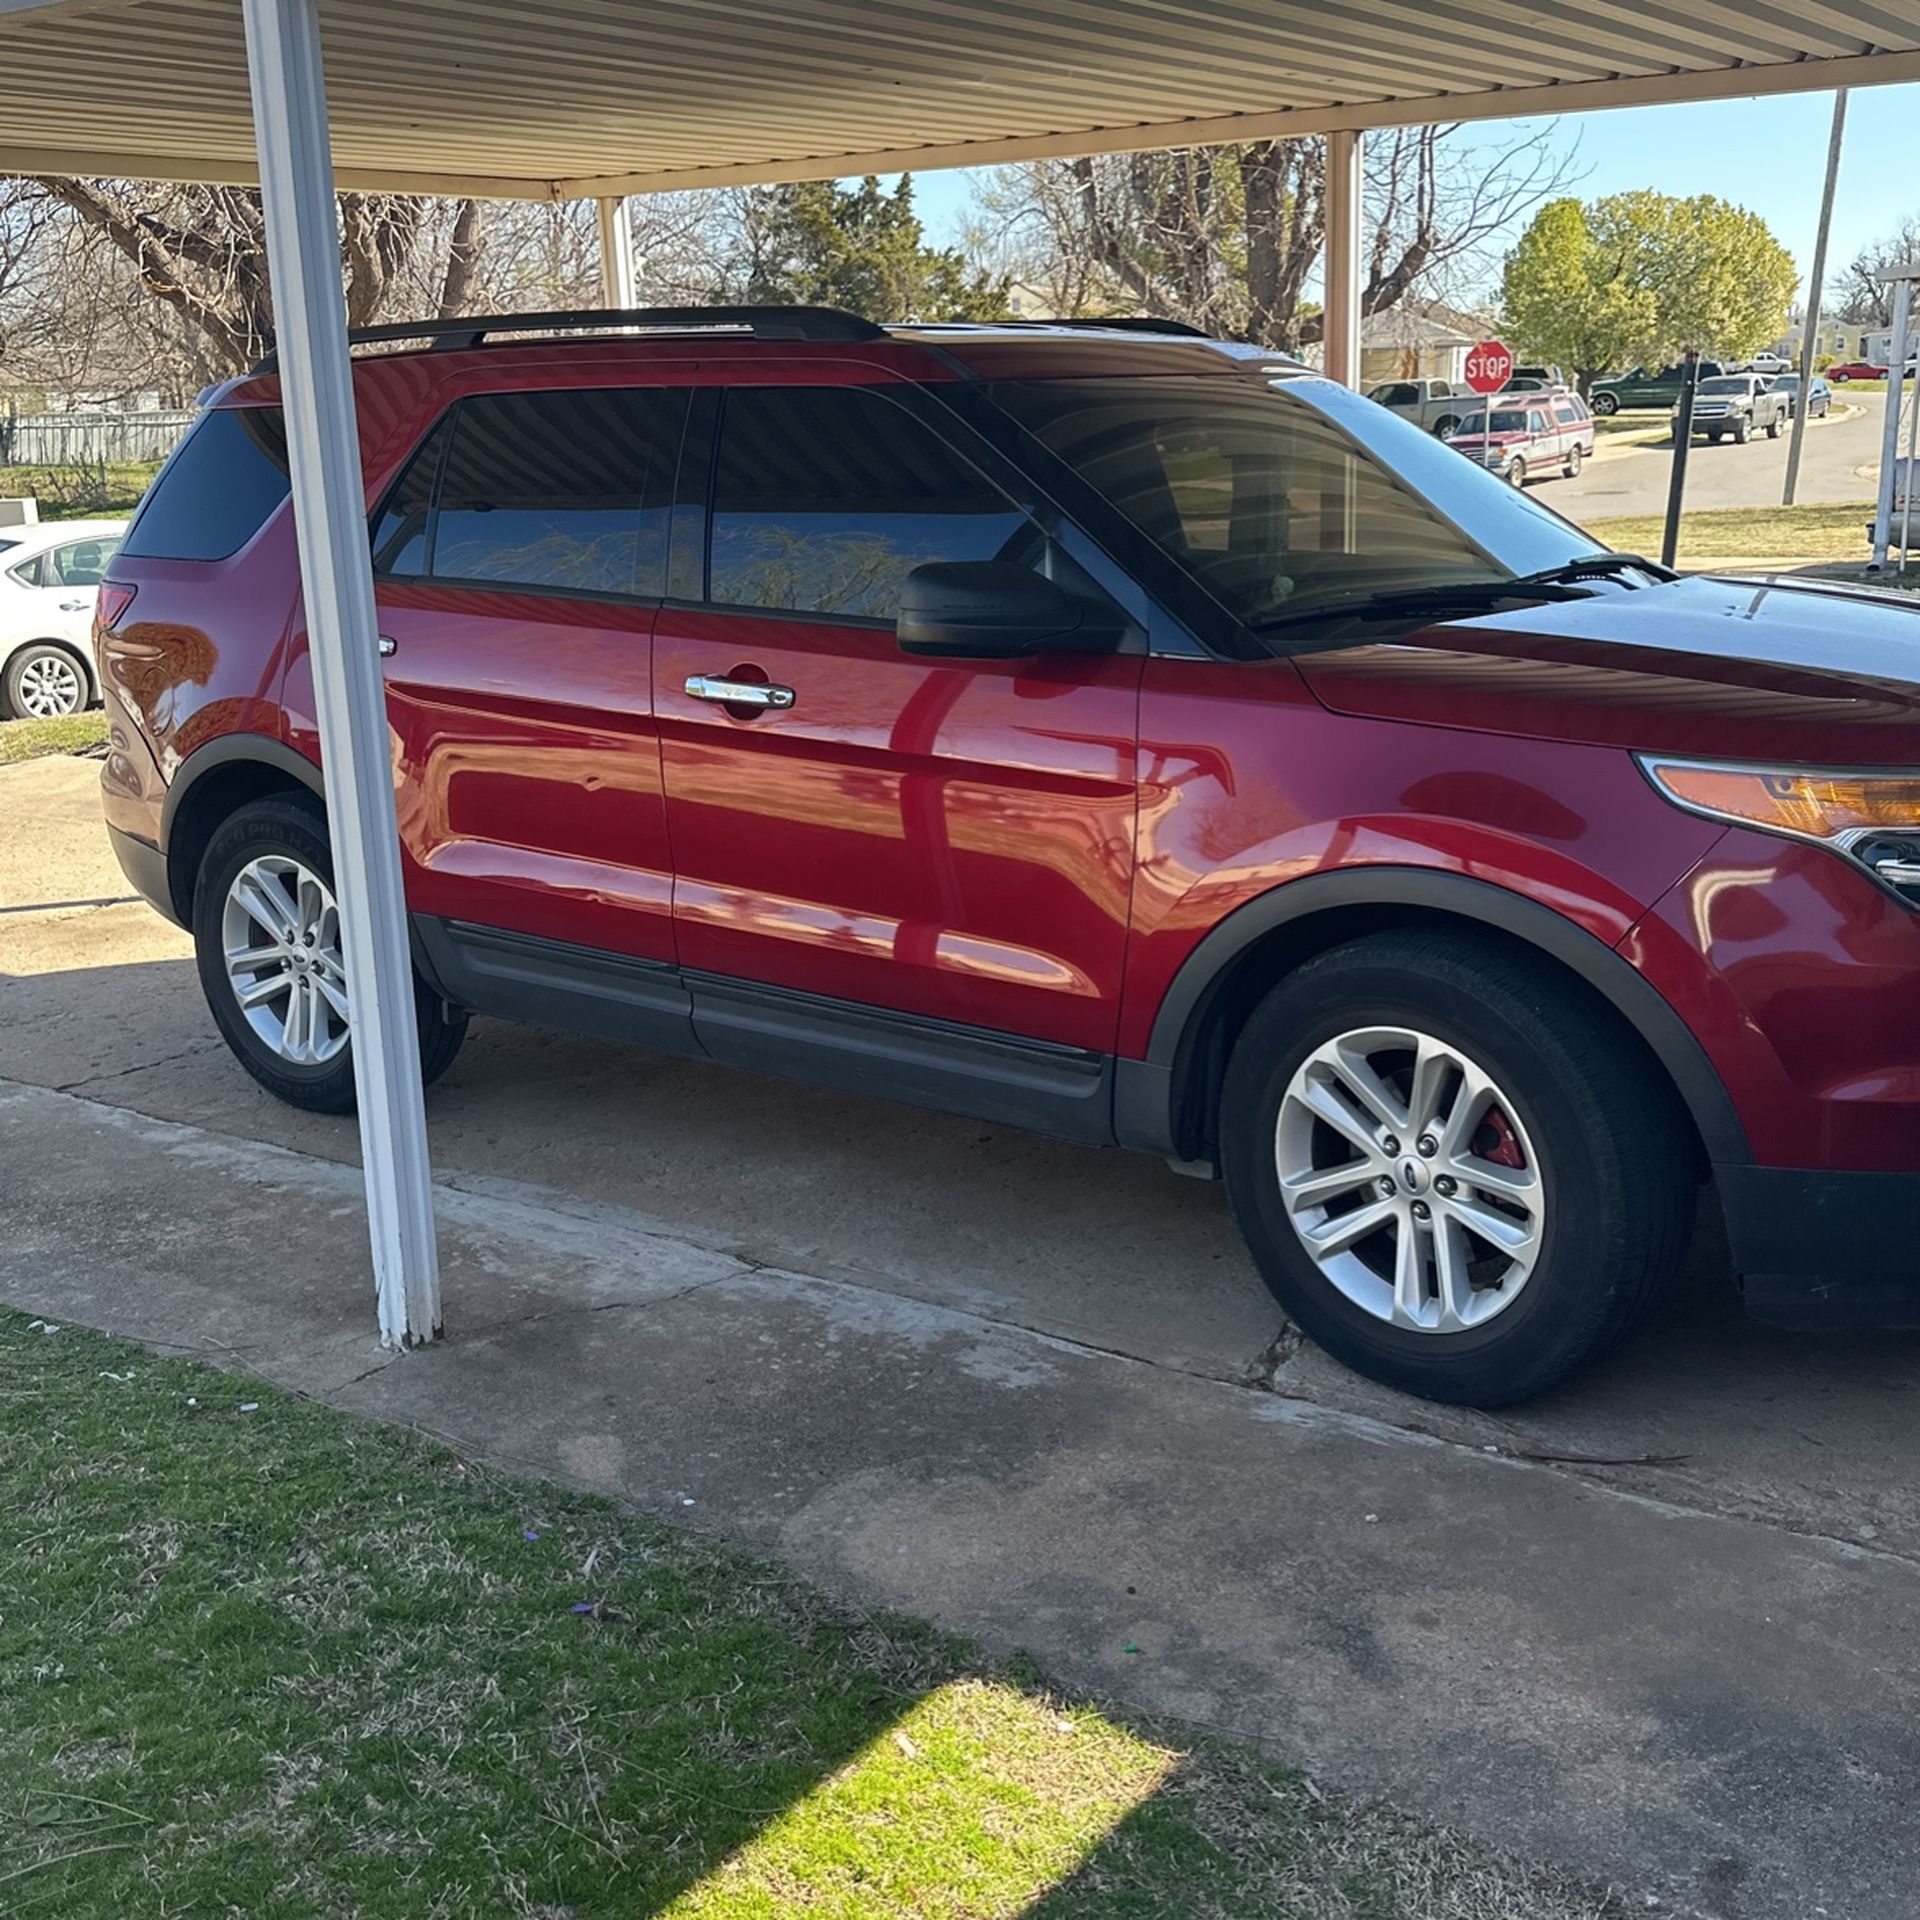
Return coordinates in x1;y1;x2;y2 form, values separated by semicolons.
896;561;1124;659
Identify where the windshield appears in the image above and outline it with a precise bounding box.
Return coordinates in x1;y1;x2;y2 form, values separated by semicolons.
987;373;1597;630
1697;377;1751;395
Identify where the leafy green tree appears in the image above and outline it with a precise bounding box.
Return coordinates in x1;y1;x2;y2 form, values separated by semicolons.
735;176;1008;321
1501;192;1798;391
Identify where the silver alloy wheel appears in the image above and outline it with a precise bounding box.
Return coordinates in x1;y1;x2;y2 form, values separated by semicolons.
15;649;84;717
1275;1025;1547;1334
220;854;350;1066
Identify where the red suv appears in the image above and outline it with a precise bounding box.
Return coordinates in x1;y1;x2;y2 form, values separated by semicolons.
96;308;1920;1407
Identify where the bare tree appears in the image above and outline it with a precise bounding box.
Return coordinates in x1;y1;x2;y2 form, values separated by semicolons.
976;126;1578;349
1835;213;1920;329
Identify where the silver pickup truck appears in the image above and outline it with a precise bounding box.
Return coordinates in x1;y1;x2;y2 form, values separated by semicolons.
1364;378;1479;439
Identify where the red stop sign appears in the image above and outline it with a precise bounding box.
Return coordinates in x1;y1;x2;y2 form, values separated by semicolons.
1463;339;1514;394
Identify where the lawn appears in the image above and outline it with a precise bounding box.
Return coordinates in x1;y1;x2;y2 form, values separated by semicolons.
1584;500;1879;561
2;461;162;521
0;709;108;764
0;1313;1633;1919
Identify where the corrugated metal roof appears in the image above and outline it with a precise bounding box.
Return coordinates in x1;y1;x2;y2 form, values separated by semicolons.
1;0;1917;198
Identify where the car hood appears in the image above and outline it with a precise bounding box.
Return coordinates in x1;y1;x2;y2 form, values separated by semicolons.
1292;574;1920;765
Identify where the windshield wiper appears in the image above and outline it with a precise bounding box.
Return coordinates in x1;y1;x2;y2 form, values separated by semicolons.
1247;550;1676;636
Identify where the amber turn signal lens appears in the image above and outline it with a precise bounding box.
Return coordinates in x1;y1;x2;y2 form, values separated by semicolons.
1641;759;1920;840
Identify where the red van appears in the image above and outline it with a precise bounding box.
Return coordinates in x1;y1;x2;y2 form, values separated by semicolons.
96;308;1920;1405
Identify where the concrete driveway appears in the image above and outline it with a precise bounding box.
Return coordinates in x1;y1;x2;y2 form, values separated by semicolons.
5;750;1918;1920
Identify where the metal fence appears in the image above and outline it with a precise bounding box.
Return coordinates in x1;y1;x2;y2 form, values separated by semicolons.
0;410;195;467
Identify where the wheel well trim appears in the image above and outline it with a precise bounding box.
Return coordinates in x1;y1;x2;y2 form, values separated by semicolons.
1136;866;1750;1168
159;733;324;849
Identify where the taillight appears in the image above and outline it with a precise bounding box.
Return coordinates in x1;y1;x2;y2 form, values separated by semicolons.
94;583;137;641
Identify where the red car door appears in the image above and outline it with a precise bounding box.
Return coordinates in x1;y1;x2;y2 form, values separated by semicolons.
356;381;691;964
653;380;1143;1059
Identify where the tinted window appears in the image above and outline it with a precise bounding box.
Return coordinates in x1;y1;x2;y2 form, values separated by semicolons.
1552;402;1579;425
709;388;1029;619
369;415;449;576
1373;384;1418;406
414;388;687;597
119;407;289;561
992;376;1490;626
1698;377;1753;395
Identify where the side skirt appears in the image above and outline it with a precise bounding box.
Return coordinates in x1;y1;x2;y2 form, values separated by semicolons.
415;918;1118;1146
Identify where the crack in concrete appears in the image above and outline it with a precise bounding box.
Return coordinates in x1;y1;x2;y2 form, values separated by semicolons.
52;1042;225;1095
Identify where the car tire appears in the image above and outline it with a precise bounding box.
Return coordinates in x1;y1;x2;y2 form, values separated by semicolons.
1564;443;1583;479
1732;418;1750;444
192;793;468;1115
2;641;90;720
1592;392;1619;415
1219;929;1694;1407
1766;416;1781;438
1506;457;1527;489
1434;415;1461;442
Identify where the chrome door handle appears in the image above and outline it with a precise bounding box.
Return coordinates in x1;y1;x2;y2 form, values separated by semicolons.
685;673;794;710
377;634;397;657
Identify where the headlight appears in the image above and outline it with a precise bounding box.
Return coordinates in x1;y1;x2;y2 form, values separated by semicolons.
1638;755;1920;904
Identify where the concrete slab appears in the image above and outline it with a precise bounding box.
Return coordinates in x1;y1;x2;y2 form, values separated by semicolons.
7;750;1920;1918
2;1077;1916;1920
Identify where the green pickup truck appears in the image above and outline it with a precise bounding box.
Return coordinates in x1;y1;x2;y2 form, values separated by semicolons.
1588;362;1729;414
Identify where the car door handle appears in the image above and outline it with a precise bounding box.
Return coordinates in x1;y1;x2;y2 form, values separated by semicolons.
685;673;795;711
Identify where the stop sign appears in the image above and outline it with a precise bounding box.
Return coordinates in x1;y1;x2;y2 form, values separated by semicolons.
1463;339;1514;394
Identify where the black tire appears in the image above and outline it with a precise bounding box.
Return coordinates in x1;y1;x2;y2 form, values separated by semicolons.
1434;415;1461;442
1506;456;1527;489
2;640;90;719
1592;391;1619;415
1766;416;1781;438
1564;443;1583;479
192;793;468;1114
1732;417;1750;444
1219;929;1694;1408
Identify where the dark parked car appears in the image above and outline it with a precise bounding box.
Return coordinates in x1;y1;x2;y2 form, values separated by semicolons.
1589;361;1728;413
97;308;1920;1408
1673;373;1790;443
1765;372;1830;418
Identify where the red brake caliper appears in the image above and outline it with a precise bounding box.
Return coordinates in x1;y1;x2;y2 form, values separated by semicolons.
1474;1106;1526;1169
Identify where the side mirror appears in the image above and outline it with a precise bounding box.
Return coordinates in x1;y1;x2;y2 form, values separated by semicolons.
896;561;1124;660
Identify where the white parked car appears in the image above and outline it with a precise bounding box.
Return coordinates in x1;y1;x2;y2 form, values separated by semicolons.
1743;351;1793;376
0;519;125;719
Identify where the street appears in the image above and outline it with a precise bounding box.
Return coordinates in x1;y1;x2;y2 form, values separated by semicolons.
1557;401;1881;519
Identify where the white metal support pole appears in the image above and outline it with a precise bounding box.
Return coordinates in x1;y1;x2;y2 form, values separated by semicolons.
1783;88;1847;507
243;0;441;1345
595;195;637;308
1322;129;1362;388
1870;270;1915;570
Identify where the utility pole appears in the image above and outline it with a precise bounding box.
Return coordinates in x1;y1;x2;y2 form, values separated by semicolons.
1783;89;1849;507
1662;351;1701;570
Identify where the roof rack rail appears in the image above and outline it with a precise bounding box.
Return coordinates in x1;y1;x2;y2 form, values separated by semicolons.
904;316;1216;340
248;304;887;375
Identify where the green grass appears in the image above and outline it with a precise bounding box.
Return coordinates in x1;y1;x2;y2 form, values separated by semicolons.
0;1314;1634;1920
0;709;108;764
1584;500;1879;561
1;462;161;521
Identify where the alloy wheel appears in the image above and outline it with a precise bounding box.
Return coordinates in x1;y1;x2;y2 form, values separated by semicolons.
220;854;350;1066
1275;1025;1546;1334
16;650;83;717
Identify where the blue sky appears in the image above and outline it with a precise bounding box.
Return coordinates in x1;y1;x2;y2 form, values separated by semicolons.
902;83;1920;307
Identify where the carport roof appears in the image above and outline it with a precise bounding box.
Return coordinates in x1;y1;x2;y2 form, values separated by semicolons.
1;0;1918;200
